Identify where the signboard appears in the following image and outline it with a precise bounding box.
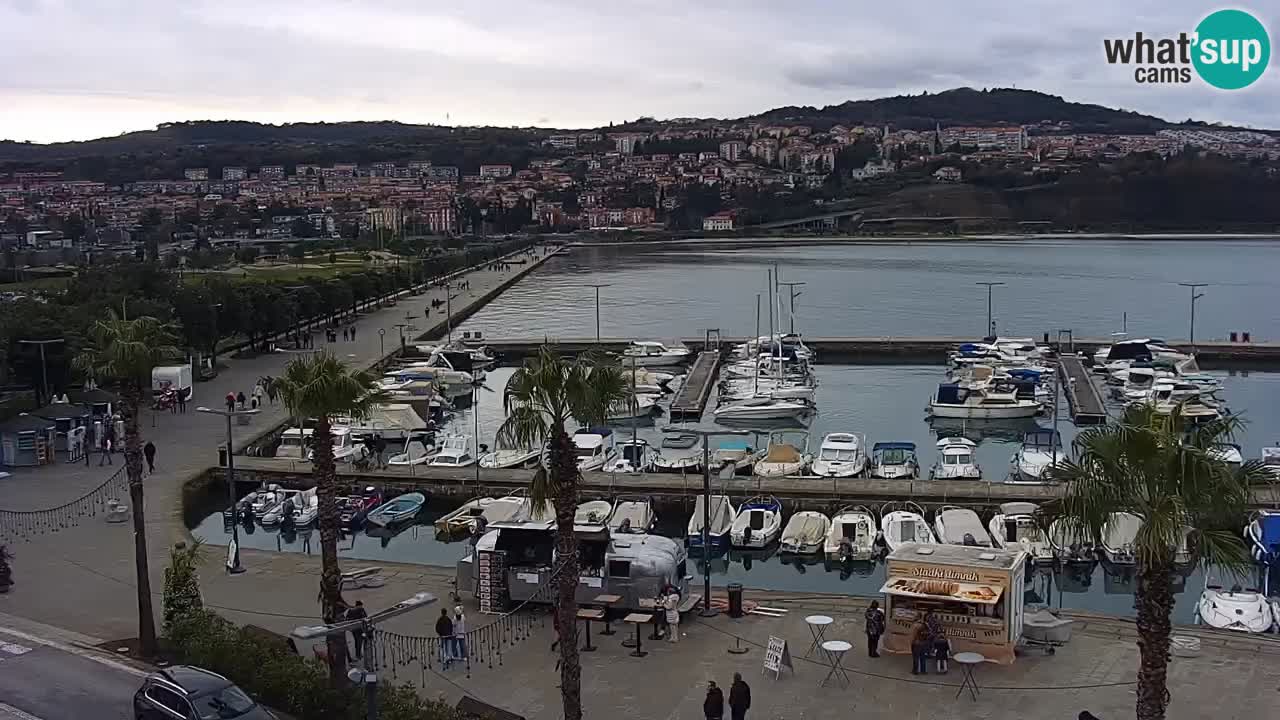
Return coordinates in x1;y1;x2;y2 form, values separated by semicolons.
477;550;508;614
762;636;793;679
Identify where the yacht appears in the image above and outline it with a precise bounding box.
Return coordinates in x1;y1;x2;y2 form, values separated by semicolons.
1196;582;1276;634
1048;517;1096;564
810;432;868;478
730;496;783;548
1102;512;1142;564
929;382;1041;419
713;397;813;423
779;511;831;554
824;506;879;561
930;437;981;480
870;442;919;479
753;433;812;478
427;435;476;468
572;428;617;472
623;340;691;367
933;506;993;547
479;446;541;469
610;497;657;534
988;502;1053;563
1009;429;1063;484
575;499;615;525
687;495;736;548
879;501;936;551
605;439;658;473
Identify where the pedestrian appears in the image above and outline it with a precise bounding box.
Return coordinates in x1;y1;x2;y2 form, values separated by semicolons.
143;441;156;474
342;327;349;342
910;621;930;675
704;681;724;720
865;600;885;658
99;435;112;466
236;391;247;411
923;609;947;673
225;391;236;413
728;673;750;720
177;388;187;413
266;378;278;406
346;600;368;660
435;608;454;670
253;381;265;408
349;325;356;341
452;605;467;661
374;434;388;469
664;588;680;643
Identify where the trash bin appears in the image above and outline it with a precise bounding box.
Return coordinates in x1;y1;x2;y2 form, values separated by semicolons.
218;444;228;466
727;582;744;618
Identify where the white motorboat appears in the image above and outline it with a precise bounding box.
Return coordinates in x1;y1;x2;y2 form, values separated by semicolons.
930;437;981;480
1093;337;1189;367
714;397;813;423
933;506;993;547
1209;443;1243;468
928;382;1041;419
479;447;541;469
1102;512;1142;564
277;426;361;463
711;439;762;475
260;489;305;526
575;499;615;526
753;433;812;478
236;484;285;518
291;488;319;526
572;428;617;472
988;502;1053;563
426;435;476;468
810;432;868;478
880;502;935;551
434;497;497;534
1048;517;1096;563
606;393;660;422
687;494;736;548
1245;509;1280;574
1009;429;1063;484
1196;584;1276;634
610;497;657;534
1263;445;1280;481
385;363;473;387
623;340;691;367
652;451;701;474
605;439;658;473
825;506;879;561
334;404;428;441
779;511;831;554
622;368;676;395
388;439;431;466
730;496;783;548
870;442;919;479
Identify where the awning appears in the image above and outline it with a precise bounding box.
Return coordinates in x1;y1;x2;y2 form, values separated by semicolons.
879;576;1005;605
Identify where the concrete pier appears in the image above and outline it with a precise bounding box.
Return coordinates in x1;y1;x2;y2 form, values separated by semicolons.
1058;355;1109;424
667;351;721;420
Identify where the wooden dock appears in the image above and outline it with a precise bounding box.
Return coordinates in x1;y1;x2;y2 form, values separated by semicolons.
668;351;722;421
1058;355;1108;425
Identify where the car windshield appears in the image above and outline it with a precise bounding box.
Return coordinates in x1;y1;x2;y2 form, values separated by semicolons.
194;686;256;720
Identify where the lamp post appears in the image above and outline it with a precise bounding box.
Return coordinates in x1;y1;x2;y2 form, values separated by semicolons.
445;283;454;343
17;338;65;405
197;405;260;574
661;426;753;617
378;328;385;359
976;282;1005;338
1178;283;1208;351
578;283;611;344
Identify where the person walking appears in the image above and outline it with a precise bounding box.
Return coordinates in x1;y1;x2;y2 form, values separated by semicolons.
143;441;156;474
663;588;680;643
176;388;187;414
374;434;388;469
236;391;247;411
252;381;265;408
865;600;885;658
99;433;112;466
348;325;356;341
225;391;236;413
910;621;930;675
452;606;467;662
728;673;750;720
346;600;368;661
435;608;454;670
704;681;724;720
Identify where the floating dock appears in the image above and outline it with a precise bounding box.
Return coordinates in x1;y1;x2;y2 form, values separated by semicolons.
668;351;722;421
1058;355;1108;425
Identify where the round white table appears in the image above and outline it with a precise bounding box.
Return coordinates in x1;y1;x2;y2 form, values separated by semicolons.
804;615;834;658
820;640;852;687
954;651;986;700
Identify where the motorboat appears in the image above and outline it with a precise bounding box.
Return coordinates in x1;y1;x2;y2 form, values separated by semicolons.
1048;517;1096;563
388;439;431;466
606;394;660;423
623;368;676;395
334;404;428;441
234;484;286;519
1245;510;1280;576
384;363;473;387
365;492;427;528
427;435;476;468
687;494;736;548
1263;445;1280;480
479;447;541;469
434;497;497;534
870;442;919;480
824;506;879;561
714;397;813;423
930;437;981;480
260;489;305;527
1093;337;1188;367
988;502;1053;563
572;428;617;472
291;489;319;526
610;497;657;534
933;506;992;547
779;511;831;554
753;433;812;478
661;431;698;450
623;340;691;367
928;383;1041;419
1209;443;1243;468
575;499;615;526
1196;583;1276;634
652;451;701;474
810;432;868;478
879;501;936;551
275;426;360;463
730;496;783;548
605;439;658;473
711;439;762;475
1102;512;1142;564
339;486;382;529
1009;429;1063;484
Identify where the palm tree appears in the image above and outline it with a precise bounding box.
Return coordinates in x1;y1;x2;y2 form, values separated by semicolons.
74;309;180;658
273;351;389;686
494;346;629;720
1048;404;1271;720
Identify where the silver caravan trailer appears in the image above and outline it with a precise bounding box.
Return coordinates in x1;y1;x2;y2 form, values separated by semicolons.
457;518;689;612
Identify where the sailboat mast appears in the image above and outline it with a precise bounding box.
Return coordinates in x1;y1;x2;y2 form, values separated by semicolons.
754;293;761;397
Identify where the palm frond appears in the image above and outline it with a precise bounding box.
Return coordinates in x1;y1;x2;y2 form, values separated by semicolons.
274;351;389;423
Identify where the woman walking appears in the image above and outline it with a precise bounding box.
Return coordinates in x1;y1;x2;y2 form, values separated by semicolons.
864;600;885;657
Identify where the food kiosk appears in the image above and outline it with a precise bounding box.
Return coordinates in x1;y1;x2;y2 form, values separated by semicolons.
880;543;1027;664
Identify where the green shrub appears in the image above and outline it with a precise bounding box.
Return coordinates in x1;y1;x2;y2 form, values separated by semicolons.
162;541;204;634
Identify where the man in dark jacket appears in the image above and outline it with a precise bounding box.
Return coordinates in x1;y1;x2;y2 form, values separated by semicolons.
728;673;750;720
346;600;368;660
435;608;454;670
704;681;724;720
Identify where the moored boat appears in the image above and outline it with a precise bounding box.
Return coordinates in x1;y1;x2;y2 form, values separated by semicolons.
753;432;812;478
1196;583;1275;634
810;432;868;478
879;501;935;551
1009;429;1063;484
870;442;919;479
824;506;879;561
988;502;1053;563
687;495;736;548
1102;512;1142;565
930;437;981;480
933;506;992;547
730;496;783;548
610;496;657;534
365;492;427;528
779;511;831;554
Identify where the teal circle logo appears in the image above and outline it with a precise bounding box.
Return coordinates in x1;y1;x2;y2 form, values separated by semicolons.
1192;9;1270;89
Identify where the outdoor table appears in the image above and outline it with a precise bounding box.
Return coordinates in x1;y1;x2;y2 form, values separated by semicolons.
622;613;652;658
638;597;663;639
577;608;605;652
594;594;622;636
820;640;852;688
804;615;834;658
954;652;985;700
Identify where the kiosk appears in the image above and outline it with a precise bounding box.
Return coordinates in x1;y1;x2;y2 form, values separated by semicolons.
880;543;1027;664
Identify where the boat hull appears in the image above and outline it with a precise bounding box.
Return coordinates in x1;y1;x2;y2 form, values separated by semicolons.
929;403;1041;419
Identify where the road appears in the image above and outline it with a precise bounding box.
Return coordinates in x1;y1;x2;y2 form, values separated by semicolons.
0;625;142;720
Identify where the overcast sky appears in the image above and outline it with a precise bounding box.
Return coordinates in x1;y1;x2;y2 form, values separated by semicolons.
1;0;1275;143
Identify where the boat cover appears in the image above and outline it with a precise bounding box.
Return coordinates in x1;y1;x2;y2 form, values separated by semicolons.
765;444;801;463
1259;515;1280;547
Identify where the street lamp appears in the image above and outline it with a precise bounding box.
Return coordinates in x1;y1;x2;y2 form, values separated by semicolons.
197;405;261;574
578;283;611;344
17;338;65;405
377;328;386;359
661;426;753;618
1178;283;1208;351
975;282;1005;338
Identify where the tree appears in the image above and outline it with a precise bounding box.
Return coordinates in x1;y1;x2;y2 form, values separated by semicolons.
494;347;629;720
1048;405;1271;720
273;352;389;686
73;309;180;658
162;541;205;634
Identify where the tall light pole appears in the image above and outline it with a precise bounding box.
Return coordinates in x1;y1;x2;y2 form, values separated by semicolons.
976;282;1005;338
197;406;260;574
445;282;454;343
1178;283;1208;351
662;426;753;618
18;338;65;405
578;283;611;344
377;328;385;359
776;281;805;335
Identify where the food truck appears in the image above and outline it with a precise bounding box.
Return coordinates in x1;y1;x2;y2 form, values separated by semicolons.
880;543;1027;664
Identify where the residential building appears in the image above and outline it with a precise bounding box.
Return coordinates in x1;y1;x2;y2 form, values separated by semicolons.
479;164;513;179
940;126;1027;152
719;141;747;162
934;166;963;182
749;138;779;164
425;166;459;181
183;168;209;181
222;167;246;181
610;133;648;155
258;166;285;181
702;212;735;232
545;134;579;149
365;206;403;233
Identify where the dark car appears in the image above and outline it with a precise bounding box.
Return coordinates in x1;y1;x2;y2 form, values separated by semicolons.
133;665;275;720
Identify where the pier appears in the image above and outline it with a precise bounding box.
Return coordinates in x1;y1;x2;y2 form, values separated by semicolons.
1058;355;1108;425
668;351;722;421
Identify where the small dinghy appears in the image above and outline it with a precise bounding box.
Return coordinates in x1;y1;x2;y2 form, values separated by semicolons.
365;492;426;528
688;495;736;548
825;505;878;561
730;496;783;548
652;452;701;474
610;496;657;534
880;501;936;551
234;484;286;519
575;499;615;525
1196;583;1276;634
779;511;830;554
934;506;993;547
661;431;699;449
988;502;1054;563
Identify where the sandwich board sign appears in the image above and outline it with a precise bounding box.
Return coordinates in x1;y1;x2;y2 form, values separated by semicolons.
762;635;793;679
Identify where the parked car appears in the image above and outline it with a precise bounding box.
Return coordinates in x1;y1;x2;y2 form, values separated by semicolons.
134;665;275;720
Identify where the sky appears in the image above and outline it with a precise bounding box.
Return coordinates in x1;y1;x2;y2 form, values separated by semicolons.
1;0;1276;143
